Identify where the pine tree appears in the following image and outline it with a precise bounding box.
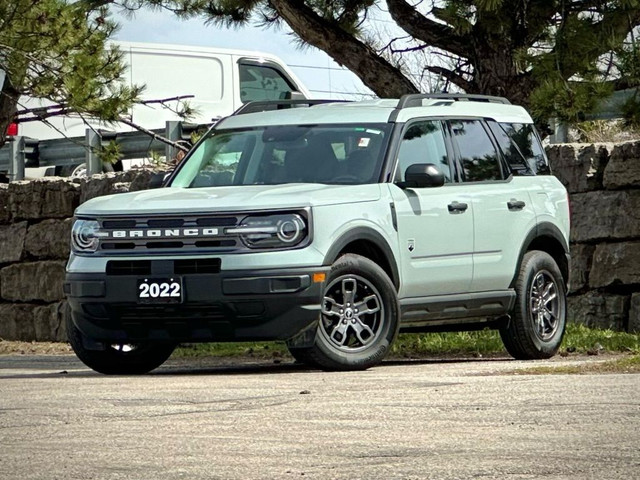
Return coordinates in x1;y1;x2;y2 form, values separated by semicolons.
143;0;640;124
0;0;140;147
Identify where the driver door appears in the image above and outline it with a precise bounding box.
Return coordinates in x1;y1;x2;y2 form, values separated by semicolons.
390;120;474;298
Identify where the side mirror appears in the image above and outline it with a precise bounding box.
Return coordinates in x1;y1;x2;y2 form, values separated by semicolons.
148;172;172;189
399;163;445;189
281;90;307;101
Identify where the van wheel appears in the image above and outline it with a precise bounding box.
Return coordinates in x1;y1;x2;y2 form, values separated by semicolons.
304;254;399;371
500;250;567;360
67;318;175;375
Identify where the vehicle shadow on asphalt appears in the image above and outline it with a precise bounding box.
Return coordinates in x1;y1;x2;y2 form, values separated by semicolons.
0;355;514;379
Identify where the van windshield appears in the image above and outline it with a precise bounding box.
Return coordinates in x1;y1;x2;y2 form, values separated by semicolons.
170;124;391;188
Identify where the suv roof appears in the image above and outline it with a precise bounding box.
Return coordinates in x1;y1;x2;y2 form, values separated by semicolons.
216;94;534;130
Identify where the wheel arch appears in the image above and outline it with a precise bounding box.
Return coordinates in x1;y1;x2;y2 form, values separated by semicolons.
323;227;400;290
510;222;570;289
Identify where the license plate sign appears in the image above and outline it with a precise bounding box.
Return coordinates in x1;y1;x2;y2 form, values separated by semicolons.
137;278;182;304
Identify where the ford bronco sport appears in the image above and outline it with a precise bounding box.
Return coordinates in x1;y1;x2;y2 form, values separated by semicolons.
65;94;570;374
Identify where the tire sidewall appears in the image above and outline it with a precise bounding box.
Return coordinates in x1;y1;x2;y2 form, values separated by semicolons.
516;251;567;356
67;315;175;374
314;254;399;369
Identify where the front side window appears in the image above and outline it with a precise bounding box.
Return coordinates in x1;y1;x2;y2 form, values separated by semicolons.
239;63;297;103
170;124;391;188
395;120;451;182
450;120;503;182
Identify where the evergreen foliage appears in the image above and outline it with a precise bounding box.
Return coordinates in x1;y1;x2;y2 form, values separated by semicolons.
141;0;640;125
0;0;141;147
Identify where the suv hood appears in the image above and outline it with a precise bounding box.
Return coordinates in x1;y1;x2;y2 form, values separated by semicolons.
76;183;382;216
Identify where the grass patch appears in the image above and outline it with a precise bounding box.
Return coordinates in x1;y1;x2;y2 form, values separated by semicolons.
390;330;505;358
560;324;640;354
173;323;640;359
513;355;640;375
175;341;289;359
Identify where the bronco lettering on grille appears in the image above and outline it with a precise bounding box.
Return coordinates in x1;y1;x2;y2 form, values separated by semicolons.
110;228;220;238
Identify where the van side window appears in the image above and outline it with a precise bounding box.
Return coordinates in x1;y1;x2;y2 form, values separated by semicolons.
239;63;296;103
396;121;451;182
450;120;503;182
488;121;550;175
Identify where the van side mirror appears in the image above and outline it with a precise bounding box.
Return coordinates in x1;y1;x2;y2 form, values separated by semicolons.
398;163;445;189
148;172;172;189
281;90;306;101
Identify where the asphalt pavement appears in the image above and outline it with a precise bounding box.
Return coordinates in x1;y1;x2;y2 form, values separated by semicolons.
0;354;638;480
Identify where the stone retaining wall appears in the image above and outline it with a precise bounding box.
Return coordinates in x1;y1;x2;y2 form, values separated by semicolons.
0;169;166;341
547;141;640;332
0;142;639;342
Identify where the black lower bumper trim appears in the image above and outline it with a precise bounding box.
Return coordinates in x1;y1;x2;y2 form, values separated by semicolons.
65;267;328;343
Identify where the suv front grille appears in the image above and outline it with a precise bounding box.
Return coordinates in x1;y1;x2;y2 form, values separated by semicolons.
95;214;243;255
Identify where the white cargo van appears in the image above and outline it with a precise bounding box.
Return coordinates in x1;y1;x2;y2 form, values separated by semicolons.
16;41;311;140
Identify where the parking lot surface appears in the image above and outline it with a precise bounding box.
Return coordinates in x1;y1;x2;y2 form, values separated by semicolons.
0;354;638;479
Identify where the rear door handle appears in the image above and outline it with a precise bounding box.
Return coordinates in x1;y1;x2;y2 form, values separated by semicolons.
448;201;468;214
507;200;526;211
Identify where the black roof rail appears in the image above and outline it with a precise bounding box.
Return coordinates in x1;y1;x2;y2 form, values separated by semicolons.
233;99;347;116
396;93;511;109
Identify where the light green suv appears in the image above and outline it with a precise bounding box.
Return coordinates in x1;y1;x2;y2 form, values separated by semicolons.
65;94;570;374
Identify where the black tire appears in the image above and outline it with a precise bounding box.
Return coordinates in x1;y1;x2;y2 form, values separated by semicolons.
302;254;400;371
67;317;175;375
286;346;318;367
500;250;567;360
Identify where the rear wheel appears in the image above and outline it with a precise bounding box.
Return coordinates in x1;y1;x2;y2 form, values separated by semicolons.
500;250;567;359
67;317;175;374
297;254;399;371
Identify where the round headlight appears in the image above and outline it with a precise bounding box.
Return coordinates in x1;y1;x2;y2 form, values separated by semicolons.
71;220;101;253
277;216;305;243
229;213;308;249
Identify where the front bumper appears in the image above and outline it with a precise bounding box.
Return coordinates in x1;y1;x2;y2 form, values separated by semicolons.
64;264;329;344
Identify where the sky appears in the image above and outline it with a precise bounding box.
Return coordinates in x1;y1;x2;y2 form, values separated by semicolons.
112;7;373;100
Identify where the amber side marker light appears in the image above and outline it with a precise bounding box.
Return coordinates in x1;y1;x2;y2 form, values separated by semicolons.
313;272;326;283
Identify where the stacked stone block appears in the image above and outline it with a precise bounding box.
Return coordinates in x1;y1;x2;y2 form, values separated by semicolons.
547;141;640;332
0;169;168;341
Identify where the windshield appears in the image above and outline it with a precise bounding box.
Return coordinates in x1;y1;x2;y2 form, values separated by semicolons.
170;124;391;188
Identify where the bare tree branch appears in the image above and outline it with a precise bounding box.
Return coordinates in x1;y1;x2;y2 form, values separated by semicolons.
269;0;419;97
139;94;195;105
119;117;189;153
385;0;470;59
423;65;472;92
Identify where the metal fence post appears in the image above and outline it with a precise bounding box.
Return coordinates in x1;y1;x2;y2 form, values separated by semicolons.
165;121;181;162
85;129;102;175
549;118;568;144
9;136;25;181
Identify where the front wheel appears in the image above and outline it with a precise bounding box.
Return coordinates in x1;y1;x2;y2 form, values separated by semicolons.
298;254;399;371
67;317;176;374
500;250;567;360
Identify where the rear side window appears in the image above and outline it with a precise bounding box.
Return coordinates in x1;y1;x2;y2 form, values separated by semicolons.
449;120;503;182
488;121;550;175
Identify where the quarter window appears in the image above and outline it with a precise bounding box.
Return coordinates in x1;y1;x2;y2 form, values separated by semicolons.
488;121;550;175
396;121;451;182
450;120;503;182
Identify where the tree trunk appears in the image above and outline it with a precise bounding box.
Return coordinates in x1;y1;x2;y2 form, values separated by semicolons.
0;74;20;149
269;0;419;98
468;52;533;106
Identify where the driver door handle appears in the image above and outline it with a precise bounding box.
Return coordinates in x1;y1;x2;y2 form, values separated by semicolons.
448;201;468;214
507;200;526;211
